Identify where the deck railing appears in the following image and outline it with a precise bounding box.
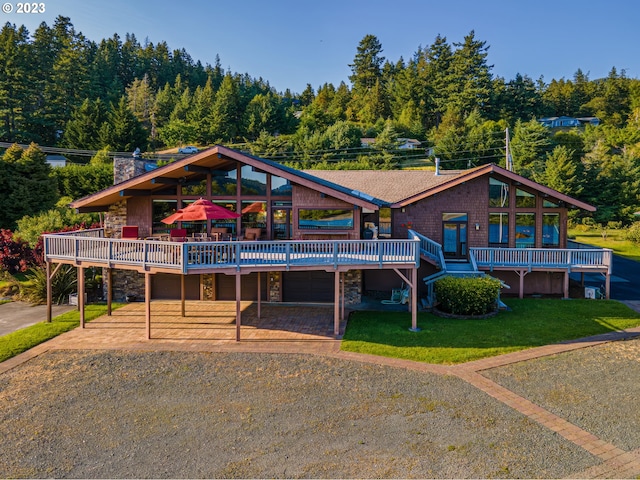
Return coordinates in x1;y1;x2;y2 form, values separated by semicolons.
409;229;445;268
43;231;420;272
470;247;612;273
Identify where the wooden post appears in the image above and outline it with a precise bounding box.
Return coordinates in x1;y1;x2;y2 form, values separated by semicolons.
106;268;112;316
78;266;85;328
145;272;151;340
46;262;52;323
518;270;525;299
257;272;261;319
411;267;418;331
334;270;340;336
340;272;345;321
180;275;186;317
563;271;569;299
605;272;611;300
236;272;241;341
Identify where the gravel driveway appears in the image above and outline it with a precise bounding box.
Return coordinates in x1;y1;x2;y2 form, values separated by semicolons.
0;349;606;479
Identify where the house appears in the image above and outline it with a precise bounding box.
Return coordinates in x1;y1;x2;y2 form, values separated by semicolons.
397;138;422;149
46;154;68;168
44;146;611;338
539;116;600;128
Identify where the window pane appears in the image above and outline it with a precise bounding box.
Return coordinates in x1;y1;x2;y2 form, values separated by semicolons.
489;178;509;207
152;199;177;234
489;213;509;246
516;188;536;208
516;213;535;248
211;201;237;234
543;213;560;247
543;199;559;208
271;175;292;196
181;174;207;196
298;209;354;230
442;213;467;222
241;201;267;230
241;165;267;195
211;167;237;196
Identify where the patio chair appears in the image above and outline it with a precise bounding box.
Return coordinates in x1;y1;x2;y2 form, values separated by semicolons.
244;227;263;241
121;226;139;239
381;285;409;305
170;228;187;242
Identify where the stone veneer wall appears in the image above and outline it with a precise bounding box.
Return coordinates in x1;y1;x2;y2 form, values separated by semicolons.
268;272;281;302
101;157;156;302
343;270;362;305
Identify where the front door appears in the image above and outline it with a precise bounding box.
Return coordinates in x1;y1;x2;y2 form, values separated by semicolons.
442;213;468;259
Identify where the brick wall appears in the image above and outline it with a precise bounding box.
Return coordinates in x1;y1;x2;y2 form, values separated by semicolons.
393;176;488;245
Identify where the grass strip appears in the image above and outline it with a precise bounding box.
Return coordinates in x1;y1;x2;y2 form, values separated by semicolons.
342;299;640;364
0;303;123;363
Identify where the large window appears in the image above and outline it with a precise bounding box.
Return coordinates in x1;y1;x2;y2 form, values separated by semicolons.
298;209;354;230
489;178;509;207
212;168;237;196
211;201;237;234
516;188;536;208
241;165;267;195
181;174;207;196
152;199;178;234
271;175;292;196
489;213;509;247
543;213;560;247
515;213;535;248
241;201;266;230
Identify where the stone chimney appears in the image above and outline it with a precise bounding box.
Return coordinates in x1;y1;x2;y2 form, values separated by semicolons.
113;156;157;184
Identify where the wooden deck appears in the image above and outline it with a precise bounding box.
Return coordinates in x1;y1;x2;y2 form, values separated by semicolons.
43;229;420;274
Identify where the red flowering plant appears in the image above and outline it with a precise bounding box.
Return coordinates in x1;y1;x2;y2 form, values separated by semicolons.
400;221;414;229
0;229;34;273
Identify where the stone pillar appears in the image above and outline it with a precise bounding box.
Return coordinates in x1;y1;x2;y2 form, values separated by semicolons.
343;270;362;305
268;272;281;302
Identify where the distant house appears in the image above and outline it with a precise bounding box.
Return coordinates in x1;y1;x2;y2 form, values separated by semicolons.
539;116;600;128
46;155;68;168
397;138;422;150
360;138;423;149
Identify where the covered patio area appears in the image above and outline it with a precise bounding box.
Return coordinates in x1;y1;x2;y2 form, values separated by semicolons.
65;301;346;346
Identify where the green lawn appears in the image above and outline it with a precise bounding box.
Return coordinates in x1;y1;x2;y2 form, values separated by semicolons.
341;298;640;364
0;304;122;363
569;228;640;261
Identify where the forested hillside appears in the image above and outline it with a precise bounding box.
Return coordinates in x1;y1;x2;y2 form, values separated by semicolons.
1;16;640;224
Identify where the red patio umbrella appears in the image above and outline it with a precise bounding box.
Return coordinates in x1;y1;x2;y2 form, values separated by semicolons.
161;198;240;224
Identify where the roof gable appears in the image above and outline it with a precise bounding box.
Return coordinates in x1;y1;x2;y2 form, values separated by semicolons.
70;146;381;212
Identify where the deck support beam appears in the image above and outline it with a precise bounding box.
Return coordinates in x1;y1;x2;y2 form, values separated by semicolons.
257;272;261;319
411;267;418;331
180;275;186;317
563;271;570;299
78;266;85;328
334;271;340;336
605;272;611;300
235;272;241;341
106;268;112;316
516;270;528;299
46;262;52;323
145;272;151;339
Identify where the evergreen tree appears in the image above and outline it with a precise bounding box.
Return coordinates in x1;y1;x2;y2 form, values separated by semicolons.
62;98;108;149
509;119;552;178
100;96;148;152
210;74;240;142
538;145;583;198
449;31;494;117
1;143;58;229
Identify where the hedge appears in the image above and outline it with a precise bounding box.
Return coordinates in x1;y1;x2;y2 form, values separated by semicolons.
434;275;502;316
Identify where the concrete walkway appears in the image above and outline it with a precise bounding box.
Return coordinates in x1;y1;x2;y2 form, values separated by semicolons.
1;300;640;478
0;301;75;337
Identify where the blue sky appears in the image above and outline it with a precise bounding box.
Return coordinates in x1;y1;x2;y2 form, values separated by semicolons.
3;0;639;94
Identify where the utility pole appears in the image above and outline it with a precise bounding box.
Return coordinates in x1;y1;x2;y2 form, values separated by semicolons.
505;127;513;171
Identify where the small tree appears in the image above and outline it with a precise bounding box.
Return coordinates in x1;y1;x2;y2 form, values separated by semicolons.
0;229;34;273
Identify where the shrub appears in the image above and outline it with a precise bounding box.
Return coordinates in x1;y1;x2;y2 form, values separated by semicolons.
0;229;34;273
21;265;77;305
434;276;502;316
625;222;640;245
